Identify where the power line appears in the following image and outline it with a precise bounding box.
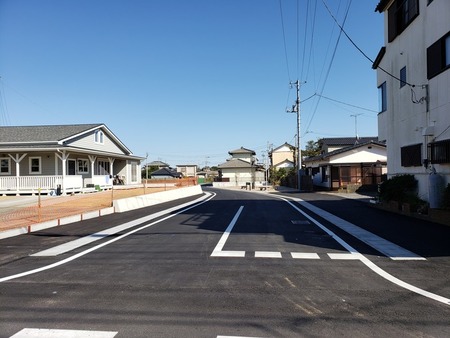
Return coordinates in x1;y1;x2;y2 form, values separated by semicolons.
305;0;353;133
320;0;423;88
278;0;292;82
316;94;378;113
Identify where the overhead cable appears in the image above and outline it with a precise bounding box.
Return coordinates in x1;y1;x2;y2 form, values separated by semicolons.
321;0;423;88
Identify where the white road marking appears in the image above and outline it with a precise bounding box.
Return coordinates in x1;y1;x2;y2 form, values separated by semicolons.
255;251;282;258
291;197;425;261
211;250;246;257
0;193;215;283
217;336;266;338
328;253;362;260
10;328;117;338
210;206;244;257
32;193;213;257
291;252;320;259
275;195;450;306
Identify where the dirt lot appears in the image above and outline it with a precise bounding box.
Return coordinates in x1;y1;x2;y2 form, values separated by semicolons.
0;186;177;232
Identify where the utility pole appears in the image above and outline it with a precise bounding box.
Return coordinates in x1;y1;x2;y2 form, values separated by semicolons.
287;80;302;191
350;113;362;143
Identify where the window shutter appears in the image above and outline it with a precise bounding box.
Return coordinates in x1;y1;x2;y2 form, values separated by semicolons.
388;5;396;42
427;38;443;79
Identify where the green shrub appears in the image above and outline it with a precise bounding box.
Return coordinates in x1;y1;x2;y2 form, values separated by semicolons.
379;174;417;203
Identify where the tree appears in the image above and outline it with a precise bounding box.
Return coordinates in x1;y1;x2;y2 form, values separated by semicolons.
302;139;321;158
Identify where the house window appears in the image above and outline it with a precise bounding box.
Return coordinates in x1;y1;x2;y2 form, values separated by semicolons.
96;160;110;175
0;158;10;175
429;139;450;164
400;66;407;88
131;162;138;183
29;157;41;174
401;144;422;167
388;0;419;42
94;130;104;144
378;82;387;112
77;159;89;174
427;31;450;79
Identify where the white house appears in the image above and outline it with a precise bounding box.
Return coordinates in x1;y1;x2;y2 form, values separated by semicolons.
0;124;144;195
304;141;387;191
176;164;197;178
214;147;264;188
373;0;450;205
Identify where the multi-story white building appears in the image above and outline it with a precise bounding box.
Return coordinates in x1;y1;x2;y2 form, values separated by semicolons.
373;0;450;206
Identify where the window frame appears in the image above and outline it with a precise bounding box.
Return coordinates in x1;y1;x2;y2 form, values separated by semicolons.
378;82;387;112
77;158;89;174
429;139;450;164
29;156;42;175
400;144;422;167
0;157;11;175
400;66;407;88
427;31;450;79
388;0;419;42
94;130;104;144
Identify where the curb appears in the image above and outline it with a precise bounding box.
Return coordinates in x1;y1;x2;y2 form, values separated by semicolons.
0;186;202;240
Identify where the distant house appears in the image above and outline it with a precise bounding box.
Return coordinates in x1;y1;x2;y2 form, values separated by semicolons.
150;167;182;179
270;142;295;170
0;124;144;195
318;137;379;153
147;160;170;169
214;147;264;187
176;164;197;177
304;139;387;191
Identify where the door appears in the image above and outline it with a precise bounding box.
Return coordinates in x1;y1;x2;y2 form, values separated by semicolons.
68;160;76;175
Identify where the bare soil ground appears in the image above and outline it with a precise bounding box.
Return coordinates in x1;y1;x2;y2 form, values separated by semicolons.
0;186;176;232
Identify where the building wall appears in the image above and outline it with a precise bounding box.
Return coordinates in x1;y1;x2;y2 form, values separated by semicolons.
376;0;450;202
272;144;294;168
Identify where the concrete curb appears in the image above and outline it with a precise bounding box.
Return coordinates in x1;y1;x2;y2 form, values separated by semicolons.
0;186;203;240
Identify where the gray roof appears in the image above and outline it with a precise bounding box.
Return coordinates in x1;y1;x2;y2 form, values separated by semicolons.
304;141;386;162
0;123;143;160
151;167;182;178
0;124;102;143
228;147;256;156
147;160;170;167
319;137;379;147
218;158;255;169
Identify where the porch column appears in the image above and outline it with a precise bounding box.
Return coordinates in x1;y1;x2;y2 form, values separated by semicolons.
55;150;70;195
8;153;27;195
88;155;97;181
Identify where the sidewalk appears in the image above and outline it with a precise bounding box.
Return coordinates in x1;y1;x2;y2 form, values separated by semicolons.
0;186;175;233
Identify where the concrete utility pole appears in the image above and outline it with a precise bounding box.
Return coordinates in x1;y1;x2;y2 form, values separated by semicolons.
287;80;302;191
350;113;362;142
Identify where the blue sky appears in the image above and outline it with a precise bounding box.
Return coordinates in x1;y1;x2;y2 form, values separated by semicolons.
0;0;383;167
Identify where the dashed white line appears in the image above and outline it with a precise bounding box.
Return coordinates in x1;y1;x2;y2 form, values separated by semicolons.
291;252;320;259
327;253;362;260
255;251;282;258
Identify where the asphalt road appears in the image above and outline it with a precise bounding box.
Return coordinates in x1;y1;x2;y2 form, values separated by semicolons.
1;187;449;337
